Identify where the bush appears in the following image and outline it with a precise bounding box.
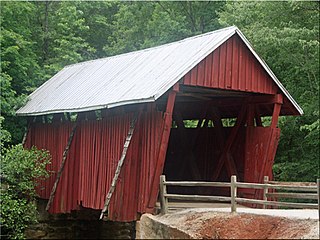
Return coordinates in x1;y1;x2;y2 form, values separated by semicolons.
0;121;51;239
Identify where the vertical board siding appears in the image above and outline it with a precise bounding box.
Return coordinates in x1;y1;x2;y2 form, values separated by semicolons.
242;126;280;200
25;109;165;222
183;35;278;94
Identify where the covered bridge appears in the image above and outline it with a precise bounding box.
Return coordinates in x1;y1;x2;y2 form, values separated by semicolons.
17;26;302;222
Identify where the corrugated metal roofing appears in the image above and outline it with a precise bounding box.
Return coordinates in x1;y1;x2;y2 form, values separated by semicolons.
16;26;303;116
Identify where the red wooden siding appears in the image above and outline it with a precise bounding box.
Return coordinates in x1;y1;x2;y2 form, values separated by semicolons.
25;109;166;222
183;35;278;94
244;127;280;182
242;126;280;201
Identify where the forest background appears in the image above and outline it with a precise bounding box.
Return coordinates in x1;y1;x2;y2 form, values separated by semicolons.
1;1;319;182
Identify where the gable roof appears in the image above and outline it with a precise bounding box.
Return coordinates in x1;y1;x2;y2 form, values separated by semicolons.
16;26;303;116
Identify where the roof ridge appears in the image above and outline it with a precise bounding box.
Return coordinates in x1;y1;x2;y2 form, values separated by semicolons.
64;26;238;69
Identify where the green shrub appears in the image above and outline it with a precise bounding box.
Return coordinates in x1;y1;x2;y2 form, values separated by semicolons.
1;118;51;239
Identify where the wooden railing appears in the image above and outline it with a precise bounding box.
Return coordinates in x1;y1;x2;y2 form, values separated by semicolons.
159;175;320;216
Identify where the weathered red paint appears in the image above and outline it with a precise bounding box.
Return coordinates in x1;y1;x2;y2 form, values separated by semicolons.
183;35;278;94
26;107;166;222
147;88;177;210
242;126;281;201
24;33;296;221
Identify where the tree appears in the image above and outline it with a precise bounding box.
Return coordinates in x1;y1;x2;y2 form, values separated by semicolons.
218;1;319;181
0;2;40;144
104;1;224;55
0;117;51;239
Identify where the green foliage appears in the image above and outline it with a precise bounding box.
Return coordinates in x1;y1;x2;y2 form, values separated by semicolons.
104;1;224;55
0;120;51;239
0;116;11;148
218;1;319;182
0;193;38;239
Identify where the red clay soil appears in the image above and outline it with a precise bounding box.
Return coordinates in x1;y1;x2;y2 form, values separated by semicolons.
196;214;312;239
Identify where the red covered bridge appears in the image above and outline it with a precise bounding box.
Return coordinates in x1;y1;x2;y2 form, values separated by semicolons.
17;26;302;222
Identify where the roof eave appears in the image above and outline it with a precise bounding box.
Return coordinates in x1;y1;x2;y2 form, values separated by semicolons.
16;97;156;117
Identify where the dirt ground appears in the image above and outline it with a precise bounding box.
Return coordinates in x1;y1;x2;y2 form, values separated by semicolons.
197;213;315;239
150;209;319;239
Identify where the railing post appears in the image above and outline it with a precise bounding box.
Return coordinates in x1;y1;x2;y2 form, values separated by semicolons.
160;175;168;214
317;179;320;220
263;176;269;209
231;175;237;213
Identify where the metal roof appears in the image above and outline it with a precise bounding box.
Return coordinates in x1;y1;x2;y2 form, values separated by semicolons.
16;26;303;116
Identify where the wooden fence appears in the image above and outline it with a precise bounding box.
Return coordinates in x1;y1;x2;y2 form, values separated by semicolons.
159;175;320;216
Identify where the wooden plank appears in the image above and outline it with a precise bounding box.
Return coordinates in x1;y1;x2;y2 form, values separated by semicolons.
225;38;233;88
190;66;198;86
212;48;220;88
231;36;239;90
235;197;318;209
270;103;282;128
255;128;280;199
197;59;205;86
204;52;212;87
159;175;168;214
231;175;237;212
45;124;77;211
148;87;178;209
263;176;269;209
266;192;318;200
99;113;138;219
225;152;238;177
184;71;191;85
165;194;231;202
218;42;227;88
211;106;237;177
236;182;317;192
212;103;247;181
266;181;317;186
238;37;245;91
270;94;283;128
165;181;231;187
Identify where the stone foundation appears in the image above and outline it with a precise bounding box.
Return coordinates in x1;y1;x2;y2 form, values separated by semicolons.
25;199;135;239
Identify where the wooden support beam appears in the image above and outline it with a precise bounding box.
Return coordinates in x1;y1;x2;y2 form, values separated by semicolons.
255;105;263;127
210;107;238;178
246;104;255;127
211;104;247;181
177;92;212;101
270;100;282;128
210;107;226;153
148;85;178;209
225;153;238;177
178;94;284;109
99;113;138;219
22;118;31;146
159;175;168;214
46;124;77;211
